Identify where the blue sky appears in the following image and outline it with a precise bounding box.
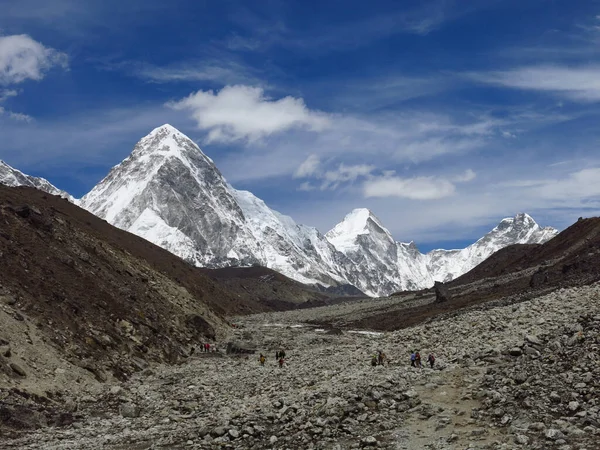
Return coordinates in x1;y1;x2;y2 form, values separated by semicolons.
2;0;600;251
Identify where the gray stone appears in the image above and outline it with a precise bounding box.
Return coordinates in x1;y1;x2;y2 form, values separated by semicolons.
514;434;529;445
228;429;240;439
120;404;141;418
361;436;377;446
434;282;451;303
568;401;580;412
545;429;565;441
9;362;26;377
525;335;542;346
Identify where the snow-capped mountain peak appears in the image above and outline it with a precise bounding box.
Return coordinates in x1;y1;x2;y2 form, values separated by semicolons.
326;208;394;253
426;212;559;283
0;160;74;201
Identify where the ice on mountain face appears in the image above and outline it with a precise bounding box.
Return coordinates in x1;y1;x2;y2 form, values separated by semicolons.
0;160;75;202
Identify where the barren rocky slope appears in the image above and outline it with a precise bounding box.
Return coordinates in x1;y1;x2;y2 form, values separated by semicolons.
2;281;598;449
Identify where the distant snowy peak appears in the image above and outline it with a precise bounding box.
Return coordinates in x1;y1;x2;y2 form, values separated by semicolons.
0;160;74;201
475;212;558;249
326;208;394;252
426;212;559;283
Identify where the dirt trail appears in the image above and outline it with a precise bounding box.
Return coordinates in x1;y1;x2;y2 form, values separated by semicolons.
392;366;505;449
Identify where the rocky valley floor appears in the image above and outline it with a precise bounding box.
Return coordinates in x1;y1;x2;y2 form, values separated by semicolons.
2;282;600;449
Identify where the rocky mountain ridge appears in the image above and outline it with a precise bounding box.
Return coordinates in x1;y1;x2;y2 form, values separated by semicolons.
0;125;559;296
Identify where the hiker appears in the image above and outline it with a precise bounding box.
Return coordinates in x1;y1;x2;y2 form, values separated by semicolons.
278;357;285;368
410;351;416;367
280;349;286;359
259;354;266;366
381;351;388;366
371;355;378;367
204;343;210;353
427;353;435;368
415;351;422;368
275;350;279;360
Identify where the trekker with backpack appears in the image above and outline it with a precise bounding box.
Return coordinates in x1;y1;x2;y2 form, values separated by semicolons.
415;351;422;368
427;353;435;368
410;351;416;367
259;354;266;366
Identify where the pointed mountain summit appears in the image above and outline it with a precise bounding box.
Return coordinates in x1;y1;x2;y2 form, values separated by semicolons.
0;160;74;201
426;212;559;282
327;208;434;294
81;124;261;266
326;208;394;253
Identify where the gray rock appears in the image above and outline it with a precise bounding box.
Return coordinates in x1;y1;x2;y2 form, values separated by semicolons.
568;401;580;412
514;434;529;445
361;436;377;446
9;362;26;377
434;282;451;303
228;429;240;439
120;404;141;418
545;429;566;441
525;335;542;346
269;435;278;445
509;347;523;356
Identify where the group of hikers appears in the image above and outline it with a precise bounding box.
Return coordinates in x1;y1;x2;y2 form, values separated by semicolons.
258;349;287;368
371;350;388;366
198;343;212;353
410;350;435;368
370;350;436;368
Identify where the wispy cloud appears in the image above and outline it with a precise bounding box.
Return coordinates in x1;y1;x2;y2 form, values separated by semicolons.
363;175;457;200
125;60;264;86
0;109;34;122
363;169;476;200
168;85;331;143
320;163;376;191
294;154;321;178
223;0;492;56
472;65;600;101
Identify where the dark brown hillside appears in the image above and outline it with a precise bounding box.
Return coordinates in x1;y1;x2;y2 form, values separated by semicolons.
447;244;540;286
0;185;244;383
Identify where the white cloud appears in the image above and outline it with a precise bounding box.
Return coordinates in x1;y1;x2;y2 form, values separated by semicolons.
533;167;600;200
168;85;331;143
294;154;321;178
297;181;316;192
320;163;375;190
7;111;33;122
473;66;600;101
452;169;476;182
363;175;456;200
0;89;18;102
0;34;68;85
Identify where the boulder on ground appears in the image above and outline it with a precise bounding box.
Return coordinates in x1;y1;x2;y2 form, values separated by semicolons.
434;282;451;303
